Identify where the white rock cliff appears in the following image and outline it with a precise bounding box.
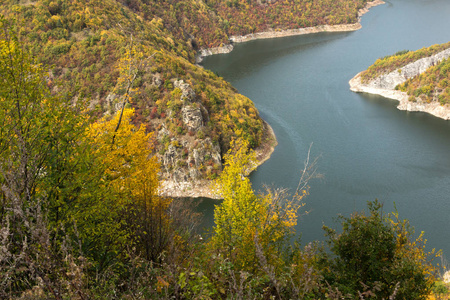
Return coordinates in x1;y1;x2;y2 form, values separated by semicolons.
349;48;450;120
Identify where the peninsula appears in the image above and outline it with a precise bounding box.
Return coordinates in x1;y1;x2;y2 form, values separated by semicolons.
350;44;450;120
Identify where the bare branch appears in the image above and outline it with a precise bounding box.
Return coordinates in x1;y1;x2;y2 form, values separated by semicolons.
295;142;322;196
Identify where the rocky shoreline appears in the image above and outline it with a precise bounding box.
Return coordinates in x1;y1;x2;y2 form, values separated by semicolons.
196;0;385;63
349;47;450;120
159;120;277;199
168;0;384;199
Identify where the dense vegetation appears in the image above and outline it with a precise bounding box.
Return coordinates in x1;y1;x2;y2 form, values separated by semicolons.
397;57;450;105
2;0;447;298
360;42;450;83
0;30;443;298
119;0;371;48
0;35;440;297
0;0;376;184
360;41;450;105
1;0;267;185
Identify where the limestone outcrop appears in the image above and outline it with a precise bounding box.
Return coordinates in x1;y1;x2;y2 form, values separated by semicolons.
174;79;196;102
196;44;234;63
349;48;450;120
182;106;203;131
156;79;277;199
156;80;224;198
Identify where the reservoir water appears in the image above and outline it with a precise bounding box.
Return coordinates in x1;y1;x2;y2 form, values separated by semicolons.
201;0;450;258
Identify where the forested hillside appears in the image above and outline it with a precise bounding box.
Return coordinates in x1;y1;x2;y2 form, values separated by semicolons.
115;0;371;48
361;42;450;83
0;36;440;295
398;57;450;104
1;0;446;298
1;0;269;191
359;42;450;105
0;0;375;193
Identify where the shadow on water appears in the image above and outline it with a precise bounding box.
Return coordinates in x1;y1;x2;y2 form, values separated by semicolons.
199;0;450;257
203;32;353;81
191;197;220;235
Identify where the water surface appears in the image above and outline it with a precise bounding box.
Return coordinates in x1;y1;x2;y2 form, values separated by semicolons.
201;0;450;257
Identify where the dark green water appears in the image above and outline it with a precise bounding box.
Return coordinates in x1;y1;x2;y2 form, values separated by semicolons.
200;0;450;257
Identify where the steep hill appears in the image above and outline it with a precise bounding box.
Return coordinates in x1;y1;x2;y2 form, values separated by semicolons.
113;0;372;49
2;0;375;197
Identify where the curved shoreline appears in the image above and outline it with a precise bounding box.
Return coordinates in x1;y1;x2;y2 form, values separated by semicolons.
159;120;277;199
349;46;450;120
171;0;384;199
196;0;385;63
350;72;450;120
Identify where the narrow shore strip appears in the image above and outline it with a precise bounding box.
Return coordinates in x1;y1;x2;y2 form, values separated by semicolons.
162;0;384;199
196;0;385;63
159;120;277;199
350;73;450;120
349;47;450;120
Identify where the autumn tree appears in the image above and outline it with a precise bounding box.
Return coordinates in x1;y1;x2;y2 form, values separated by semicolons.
85;108;174;263
0;17;90;298
323;200;439;299
210;139;308;274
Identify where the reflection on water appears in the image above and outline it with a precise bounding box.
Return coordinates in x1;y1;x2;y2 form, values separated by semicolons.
200;0;450;257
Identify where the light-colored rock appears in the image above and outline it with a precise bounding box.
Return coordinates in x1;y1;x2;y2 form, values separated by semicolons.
443;270;450;284
196;44;234;63
159;179;221;199
229;23;362;43
211;144;222;166
174;79;196;102
157;125;170;141
191;138;220;167
358;0;385;17
158;122;277;199
361;48;450;90
349;47;450;120
104;93;120;114
192;148;202;167
189;168;202;180
152;73;162;87
182;106;203;131
163;144;178;168
196;0;384;63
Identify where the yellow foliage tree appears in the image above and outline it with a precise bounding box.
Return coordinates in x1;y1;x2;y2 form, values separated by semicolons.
210;138;306;273
83;108;171;262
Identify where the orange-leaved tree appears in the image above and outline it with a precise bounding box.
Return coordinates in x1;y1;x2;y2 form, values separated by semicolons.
85;108;172;262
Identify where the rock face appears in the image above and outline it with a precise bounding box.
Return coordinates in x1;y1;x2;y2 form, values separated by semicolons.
152;73;163;87
158;135;223;198
196;44;234;63
104;93;120;114
157;79;223;198
155;81;279;199
173;80;206;131
174;79;196;102
182;106;203;131
362;48;450;90
349;48;450;120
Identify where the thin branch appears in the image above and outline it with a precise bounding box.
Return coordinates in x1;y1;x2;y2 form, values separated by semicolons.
295;142;322;195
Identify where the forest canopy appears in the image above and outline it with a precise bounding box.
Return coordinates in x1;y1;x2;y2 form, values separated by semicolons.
0;0;446;298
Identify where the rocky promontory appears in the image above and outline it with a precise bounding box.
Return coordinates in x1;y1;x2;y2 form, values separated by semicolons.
157;79;277;199
350;47;450;120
